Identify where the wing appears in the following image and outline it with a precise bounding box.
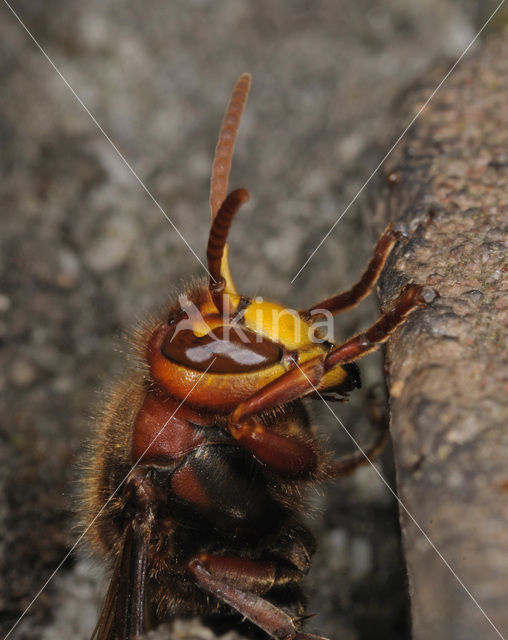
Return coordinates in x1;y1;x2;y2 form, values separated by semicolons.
90;546;119;640
91;508;154;640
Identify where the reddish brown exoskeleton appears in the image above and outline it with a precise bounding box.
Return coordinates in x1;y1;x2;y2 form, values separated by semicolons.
81;74;436;640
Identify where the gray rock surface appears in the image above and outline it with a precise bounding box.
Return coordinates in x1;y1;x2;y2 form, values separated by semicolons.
1;2;506;639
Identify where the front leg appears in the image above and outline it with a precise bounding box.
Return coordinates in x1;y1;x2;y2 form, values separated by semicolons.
323;283;437;369
228;359;324;477
227;284;436;479
303;225;403;317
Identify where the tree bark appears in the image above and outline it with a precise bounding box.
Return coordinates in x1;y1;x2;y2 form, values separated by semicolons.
379;28;508;640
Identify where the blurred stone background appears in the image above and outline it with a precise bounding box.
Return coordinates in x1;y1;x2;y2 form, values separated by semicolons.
1;2;507;639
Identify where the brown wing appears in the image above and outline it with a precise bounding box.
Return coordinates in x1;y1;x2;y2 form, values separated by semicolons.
91;509;153;640
90;547;118;640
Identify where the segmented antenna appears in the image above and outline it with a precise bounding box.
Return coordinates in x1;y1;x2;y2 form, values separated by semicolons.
207;188;250;315
210;73;251;219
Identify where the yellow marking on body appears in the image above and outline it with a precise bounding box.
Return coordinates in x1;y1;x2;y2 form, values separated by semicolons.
243;300;316;350
191;318;213;338
217;244;241;313
318;365;348;389
297;345;327;364
191;313;222;337
220;245;239;298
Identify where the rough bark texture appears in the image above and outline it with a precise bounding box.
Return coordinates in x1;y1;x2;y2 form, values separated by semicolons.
379;29;508;640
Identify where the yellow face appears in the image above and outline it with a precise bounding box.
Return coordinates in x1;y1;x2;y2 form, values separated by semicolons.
158;71;365;416
243;299;316;350
147;284;357;413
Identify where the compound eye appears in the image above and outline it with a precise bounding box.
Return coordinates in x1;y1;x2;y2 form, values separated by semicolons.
161;325;282;373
